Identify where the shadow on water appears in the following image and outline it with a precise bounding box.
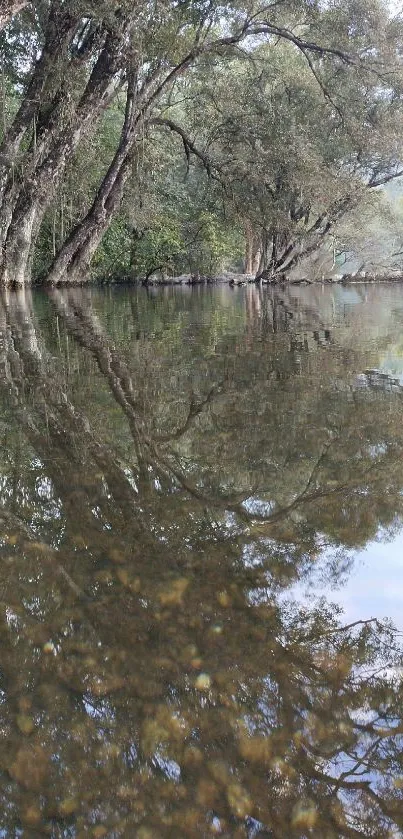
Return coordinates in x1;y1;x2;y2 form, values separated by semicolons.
0;283;402;837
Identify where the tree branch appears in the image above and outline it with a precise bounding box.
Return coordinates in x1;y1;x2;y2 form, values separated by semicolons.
151;117;220;181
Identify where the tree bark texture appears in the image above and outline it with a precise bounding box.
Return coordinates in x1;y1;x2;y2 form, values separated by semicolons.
0;10;132;285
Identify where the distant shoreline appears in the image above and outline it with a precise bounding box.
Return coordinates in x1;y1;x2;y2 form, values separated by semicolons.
136;272;403;288
25;272;403;290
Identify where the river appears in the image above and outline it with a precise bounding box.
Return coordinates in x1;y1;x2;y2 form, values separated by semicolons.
0;283;402;837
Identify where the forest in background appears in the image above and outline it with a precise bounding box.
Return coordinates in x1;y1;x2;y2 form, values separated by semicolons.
1;0;403;286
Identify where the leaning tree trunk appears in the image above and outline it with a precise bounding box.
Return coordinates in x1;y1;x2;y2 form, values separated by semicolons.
45;58;201;284
0;5;200;287
45;79;139;285
244;221;261;274
256;229;272;277
0;20;131;286
47;165;130;284
0;7;80;201
42;38;228;284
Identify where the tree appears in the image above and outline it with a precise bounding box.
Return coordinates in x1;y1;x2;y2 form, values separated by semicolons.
172;27;403;280
0;0;402;285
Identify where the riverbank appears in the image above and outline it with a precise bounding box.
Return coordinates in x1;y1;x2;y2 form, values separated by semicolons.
139;271;403;287
25;269;403;289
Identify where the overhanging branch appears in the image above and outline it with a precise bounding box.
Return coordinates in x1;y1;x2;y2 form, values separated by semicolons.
151;116;221;182
243;22;356;65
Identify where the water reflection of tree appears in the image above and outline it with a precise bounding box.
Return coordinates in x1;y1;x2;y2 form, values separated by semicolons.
0;288;401;837
51;288;403;551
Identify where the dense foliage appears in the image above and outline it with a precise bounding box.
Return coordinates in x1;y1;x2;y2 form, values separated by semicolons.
0;0;403;284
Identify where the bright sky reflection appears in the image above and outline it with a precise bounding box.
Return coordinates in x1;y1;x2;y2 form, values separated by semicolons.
296;533;403;630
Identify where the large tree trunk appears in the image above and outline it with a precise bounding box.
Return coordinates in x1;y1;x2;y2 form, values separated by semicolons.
46;157;132;284
45;59;203;284
0;7;80;199
2;201;40;286
45;81;138;284
0;287;144;536
256;229;271;276
244;220;261;274
0;20;131;286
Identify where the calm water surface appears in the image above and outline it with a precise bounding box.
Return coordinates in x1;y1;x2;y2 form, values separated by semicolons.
0;283;402;838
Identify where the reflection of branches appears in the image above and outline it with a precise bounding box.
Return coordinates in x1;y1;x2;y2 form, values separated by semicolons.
311;764;403;832
153;384;222;442
298;436;336;496
51;289;222;444
51;289;236;495
49;289;393;534
314;617;385;638
0;507;85;600
0;290;146;545
51;289;160;481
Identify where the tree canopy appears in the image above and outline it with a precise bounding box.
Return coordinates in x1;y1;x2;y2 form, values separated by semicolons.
0;0;402;285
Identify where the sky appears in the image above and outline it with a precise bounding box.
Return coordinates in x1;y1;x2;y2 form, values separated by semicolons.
288;532;403;631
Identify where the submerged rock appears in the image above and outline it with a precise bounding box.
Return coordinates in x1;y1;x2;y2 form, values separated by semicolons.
194;673;211;691
157;577;189;607
141;706;190;756
291;801;318;829
9;744;49;791
58;796;79;817
16;714;35;735
238;732;272;764
226;781;252;818
22;805;42;827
